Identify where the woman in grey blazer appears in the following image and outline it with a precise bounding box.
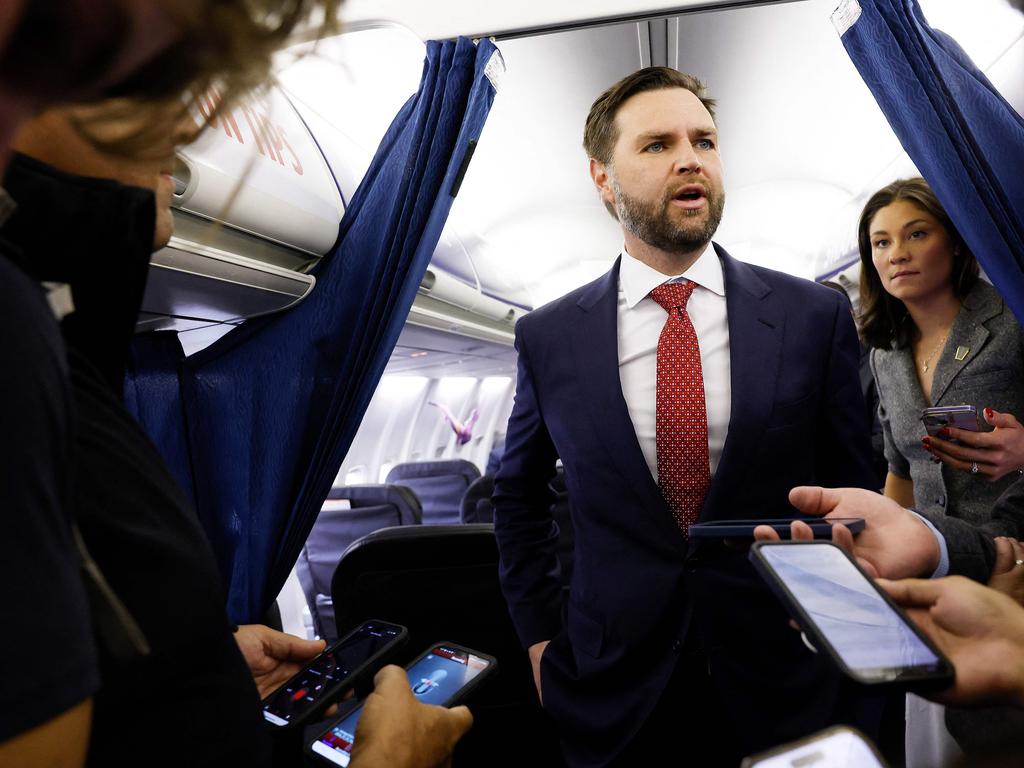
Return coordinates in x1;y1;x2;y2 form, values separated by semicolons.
859;177;1024;767
859;179;1024;525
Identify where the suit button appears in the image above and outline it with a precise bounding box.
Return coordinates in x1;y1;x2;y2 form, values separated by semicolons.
672;639;683;654
936;495;946;507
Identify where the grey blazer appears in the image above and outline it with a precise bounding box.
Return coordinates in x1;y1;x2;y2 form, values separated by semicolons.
870;279;1024;525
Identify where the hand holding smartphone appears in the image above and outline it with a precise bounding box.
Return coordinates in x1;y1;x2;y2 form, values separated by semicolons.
749;542;954;689
307;642;497;766
261;620;408;730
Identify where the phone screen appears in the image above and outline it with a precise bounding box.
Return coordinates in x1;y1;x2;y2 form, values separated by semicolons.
747;728;886;767
759;544;942;681
309;645;492;766
262;621;404;727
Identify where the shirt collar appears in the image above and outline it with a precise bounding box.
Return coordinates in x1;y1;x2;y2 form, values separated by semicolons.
619;241;725;309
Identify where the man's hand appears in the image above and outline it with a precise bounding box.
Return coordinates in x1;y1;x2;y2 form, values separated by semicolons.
987;537;1024;606
880;576;1024;707
233;624;325;699
753;486;940;579
528;640;549;705
350;665;473;768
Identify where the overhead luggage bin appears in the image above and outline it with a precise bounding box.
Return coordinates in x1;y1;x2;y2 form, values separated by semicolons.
138;85;342;330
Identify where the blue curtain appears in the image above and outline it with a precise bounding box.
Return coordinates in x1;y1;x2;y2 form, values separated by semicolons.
837;0;1024;321
128;37;502;623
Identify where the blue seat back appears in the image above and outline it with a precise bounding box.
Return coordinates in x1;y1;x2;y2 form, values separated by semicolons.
385;460;480;525
295;484;421;641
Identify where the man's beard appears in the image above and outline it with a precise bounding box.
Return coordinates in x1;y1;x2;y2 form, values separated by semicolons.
611;174;724;254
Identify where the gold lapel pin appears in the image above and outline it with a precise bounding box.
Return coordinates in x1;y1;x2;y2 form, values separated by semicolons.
955;346;970;362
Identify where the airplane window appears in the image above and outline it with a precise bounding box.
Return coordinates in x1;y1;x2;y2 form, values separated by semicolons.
344;466;366;485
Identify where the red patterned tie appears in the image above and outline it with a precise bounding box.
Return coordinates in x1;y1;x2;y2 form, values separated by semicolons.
650;281;710;536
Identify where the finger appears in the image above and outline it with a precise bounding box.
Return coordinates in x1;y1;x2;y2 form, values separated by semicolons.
790;520;815;541
264;631;326;662
830;523;856;557
788;486;834;517
984;407;1020;429
445;705;474;736
929;451;998;478
753;525;782;542
324;703;339;717
924;435;987;463
936;428;993;450
877;578;942;607
993;537;1015;575
372;664;409;694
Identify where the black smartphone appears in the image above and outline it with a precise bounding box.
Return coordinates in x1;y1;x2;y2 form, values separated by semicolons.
741;725;888;767
749;542;954;688
688;518;865;539
307;642;498;766
261;619;408;730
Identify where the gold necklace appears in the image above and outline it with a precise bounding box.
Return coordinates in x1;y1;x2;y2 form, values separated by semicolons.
918;334;948;373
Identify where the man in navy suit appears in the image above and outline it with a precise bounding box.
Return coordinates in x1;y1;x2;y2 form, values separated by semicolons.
493;68;878;767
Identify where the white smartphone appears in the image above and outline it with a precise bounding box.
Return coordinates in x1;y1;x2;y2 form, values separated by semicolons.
741;726;887;767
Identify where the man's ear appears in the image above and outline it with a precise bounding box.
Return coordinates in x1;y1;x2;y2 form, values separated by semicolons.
589;158;615;210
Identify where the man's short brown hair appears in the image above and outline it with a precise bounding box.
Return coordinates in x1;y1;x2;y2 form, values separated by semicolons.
583;67;716;164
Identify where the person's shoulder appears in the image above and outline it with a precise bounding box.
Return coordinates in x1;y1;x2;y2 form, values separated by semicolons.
517;265;615;331
0;254;66;374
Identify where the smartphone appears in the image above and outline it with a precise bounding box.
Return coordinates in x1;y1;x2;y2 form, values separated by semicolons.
749;542;954;688
741;725;888;767
261;619;408;730
921;404;981;438
689;518;865;539
307;642;498;766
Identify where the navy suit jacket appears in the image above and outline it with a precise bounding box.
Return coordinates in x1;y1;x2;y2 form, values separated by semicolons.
493;246;877;767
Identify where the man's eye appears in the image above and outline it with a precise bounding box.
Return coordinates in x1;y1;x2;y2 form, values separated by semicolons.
695;139;715;150
645;142;664;153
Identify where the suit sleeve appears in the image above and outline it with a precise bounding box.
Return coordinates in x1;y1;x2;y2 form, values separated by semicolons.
869;349;911;480
814;296;878;490
922;477;1024;583
492;321;563;649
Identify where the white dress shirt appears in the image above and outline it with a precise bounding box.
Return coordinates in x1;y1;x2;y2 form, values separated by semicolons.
617;243;731;479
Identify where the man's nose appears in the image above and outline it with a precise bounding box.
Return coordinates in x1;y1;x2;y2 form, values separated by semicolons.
673;143;702;174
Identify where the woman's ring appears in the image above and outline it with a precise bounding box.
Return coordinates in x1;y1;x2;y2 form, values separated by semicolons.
971;462;979;474
1015;559;1024;567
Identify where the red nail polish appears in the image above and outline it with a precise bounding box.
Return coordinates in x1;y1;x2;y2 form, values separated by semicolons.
986;408;994;418
940;427;951;437
922;436;931;445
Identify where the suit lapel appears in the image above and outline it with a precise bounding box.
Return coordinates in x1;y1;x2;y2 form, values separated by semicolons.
931;284;1002;405
568;259;666;513
701;246;784;520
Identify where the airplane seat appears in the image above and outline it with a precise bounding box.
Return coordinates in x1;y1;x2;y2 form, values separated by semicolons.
331;524;563;767
295;484;422;642
549;468;574;588
460;475;495;524
385;459;481;525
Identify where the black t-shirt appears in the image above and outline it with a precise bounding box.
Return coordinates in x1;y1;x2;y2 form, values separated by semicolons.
0;252;99;741
1;155;270;765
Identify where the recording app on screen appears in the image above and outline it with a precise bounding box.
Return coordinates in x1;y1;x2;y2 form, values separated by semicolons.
311;645;489;766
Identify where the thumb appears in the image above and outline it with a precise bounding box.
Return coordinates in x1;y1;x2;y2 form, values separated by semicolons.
877;578;942;608
265;630;325;662
984;407;1018;429
992;537;1015;576
789;486;838;517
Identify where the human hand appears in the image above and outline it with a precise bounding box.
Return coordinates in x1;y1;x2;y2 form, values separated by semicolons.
233;624;326;699
987;537;1024;607
923;407;1024;482
753;486;940;579
528;640;549;705
880;576;1024;706
349;665;473;768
